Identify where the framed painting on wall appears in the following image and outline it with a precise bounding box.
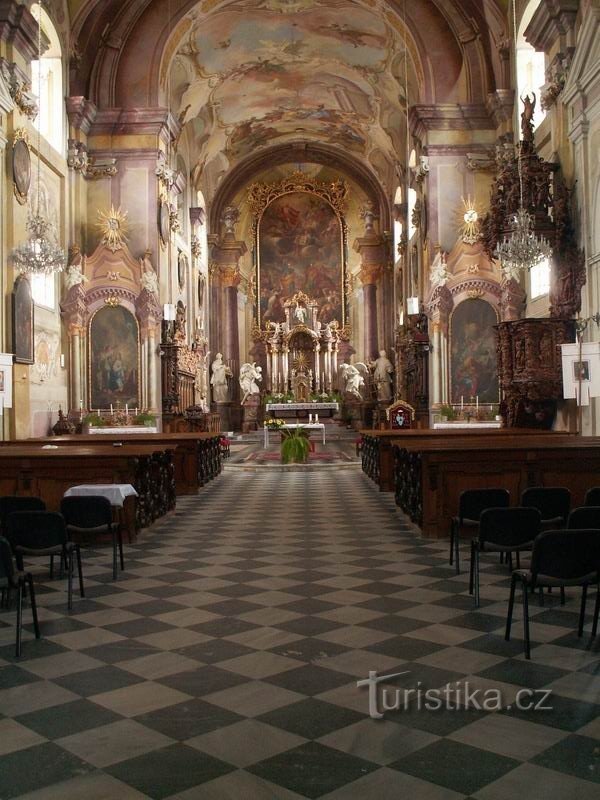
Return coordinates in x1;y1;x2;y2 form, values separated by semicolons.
450;297;499;403
89;305;140;409
12;275;34;364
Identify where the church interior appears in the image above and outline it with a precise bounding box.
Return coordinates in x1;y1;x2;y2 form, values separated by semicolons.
0;0;600;798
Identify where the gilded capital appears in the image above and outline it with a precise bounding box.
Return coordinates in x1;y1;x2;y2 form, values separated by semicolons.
219;265;241;288
359;263;383;286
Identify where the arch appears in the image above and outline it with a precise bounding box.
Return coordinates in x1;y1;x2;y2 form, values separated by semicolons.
31;2;64;153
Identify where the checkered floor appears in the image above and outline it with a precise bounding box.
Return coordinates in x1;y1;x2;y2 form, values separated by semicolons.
1;471;599;799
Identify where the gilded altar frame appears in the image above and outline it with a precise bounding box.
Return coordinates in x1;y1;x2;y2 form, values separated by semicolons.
247;172;349;330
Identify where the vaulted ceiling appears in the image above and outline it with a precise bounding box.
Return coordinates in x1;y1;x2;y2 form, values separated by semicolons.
65;0;509;196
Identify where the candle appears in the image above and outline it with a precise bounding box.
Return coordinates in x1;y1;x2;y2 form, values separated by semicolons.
79;399;83;410
476;396;479;411
135;407;138;416
460;396;464;410
126;404;129;416
315;413;319;423
110;403;113;415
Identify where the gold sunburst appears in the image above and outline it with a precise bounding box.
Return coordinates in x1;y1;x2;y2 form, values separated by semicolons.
456;196;483;245
97;206;129;252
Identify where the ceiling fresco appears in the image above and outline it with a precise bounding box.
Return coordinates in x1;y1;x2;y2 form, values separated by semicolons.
169;0;424;186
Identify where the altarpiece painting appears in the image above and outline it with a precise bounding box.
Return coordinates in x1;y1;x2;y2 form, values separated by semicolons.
450;298;499;403
89;305;140;409
249;175;348;330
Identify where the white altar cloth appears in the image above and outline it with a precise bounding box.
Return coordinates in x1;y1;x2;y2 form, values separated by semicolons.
433;422;502;429
263;423;326;448
266;403;338;413
64;484;138;508
87;426;159;434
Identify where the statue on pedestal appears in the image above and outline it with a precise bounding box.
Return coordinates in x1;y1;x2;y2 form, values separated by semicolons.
211;353;232;402
339;363;365;400
140;250;159;296
370;349;394;402
239;362;262;405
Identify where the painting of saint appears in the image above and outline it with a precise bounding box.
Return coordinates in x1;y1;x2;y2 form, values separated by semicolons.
258;192;344;326
12;276;34;364
89;306;139;409
450;298;499;403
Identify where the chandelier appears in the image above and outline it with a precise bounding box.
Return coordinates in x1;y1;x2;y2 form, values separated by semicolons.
494;0;552;276
12;213;66;275
10;1;66;276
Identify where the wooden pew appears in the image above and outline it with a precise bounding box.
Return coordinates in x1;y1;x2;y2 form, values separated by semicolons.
360;428;577;492
391;435;599;537
0;444;176;536
17;433;222;497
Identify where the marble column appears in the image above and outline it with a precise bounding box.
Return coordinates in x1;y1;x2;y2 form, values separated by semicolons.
354;235;385;362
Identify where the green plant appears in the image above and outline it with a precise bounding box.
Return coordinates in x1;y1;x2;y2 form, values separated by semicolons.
439;404;457;421
280;427;310;464
84;413;108;428
133;412;156;427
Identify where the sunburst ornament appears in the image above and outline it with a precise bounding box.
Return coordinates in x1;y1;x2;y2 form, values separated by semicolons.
97;206;129;252
293;352;309;371
457;196;482;245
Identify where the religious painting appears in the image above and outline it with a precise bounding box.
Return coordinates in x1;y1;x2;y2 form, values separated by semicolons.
89;305;139;409
12;136;31;205
257;191;344;327
450;298;499;403
574;360;590;381
12;275;34;364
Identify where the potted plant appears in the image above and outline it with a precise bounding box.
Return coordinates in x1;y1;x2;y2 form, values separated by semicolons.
280;426;310;464
83;413;108;429
133;412;156;427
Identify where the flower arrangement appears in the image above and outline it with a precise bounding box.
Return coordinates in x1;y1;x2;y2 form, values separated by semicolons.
83;413;108;428
264;417;286;431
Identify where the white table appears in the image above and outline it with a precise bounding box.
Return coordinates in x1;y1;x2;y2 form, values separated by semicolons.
266;403;339;413
264;423;326;448
63;484;138;508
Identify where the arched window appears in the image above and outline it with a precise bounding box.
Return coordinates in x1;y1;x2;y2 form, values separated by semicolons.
31;4;63;154
517;1;546;131
530;257;550;299
393;186;403;258
407;187;418;239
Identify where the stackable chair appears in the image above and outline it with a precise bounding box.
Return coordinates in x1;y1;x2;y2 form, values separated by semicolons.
0;536;40;657
520;487;571;529
5;511;84;610
0;497;62;577
469;507;541;607
506;529;600;658
584;487;600;506
568;506;600;530
61;496;124;581
449;488;510;574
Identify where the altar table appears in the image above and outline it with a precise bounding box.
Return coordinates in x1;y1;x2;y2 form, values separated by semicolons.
266;402;338;419
264;423;326;448
433;422;502;429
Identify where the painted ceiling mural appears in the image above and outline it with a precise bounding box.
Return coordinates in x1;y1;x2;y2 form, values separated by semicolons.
169;0;424;188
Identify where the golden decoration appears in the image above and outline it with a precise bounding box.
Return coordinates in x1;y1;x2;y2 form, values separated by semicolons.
457;196;483;245
247;171;349;220
104;294;120;306
97;205;129;252
107;271;121;281
293;352;309;371
467;288;484;299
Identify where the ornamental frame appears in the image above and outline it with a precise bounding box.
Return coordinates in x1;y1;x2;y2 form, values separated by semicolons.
247;171;350;330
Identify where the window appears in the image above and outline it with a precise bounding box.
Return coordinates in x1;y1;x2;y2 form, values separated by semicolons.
30;4;63;154
530;258;550;299
393;186;403;258
517;1;546;130
407;187;417;239
31;272;56;309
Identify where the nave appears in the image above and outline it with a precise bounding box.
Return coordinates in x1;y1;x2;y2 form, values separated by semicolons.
1;471;598;800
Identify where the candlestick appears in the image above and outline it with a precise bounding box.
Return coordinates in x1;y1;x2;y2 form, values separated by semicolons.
110;403;113;415
476;396;479;411
460;396;464;410
126;403;129;416
135;407;138;416
315;413;319;423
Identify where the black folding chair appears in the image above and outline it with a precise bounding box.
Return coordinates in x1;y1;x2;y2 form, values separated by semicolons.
0;497;59;576
61;496;124;581
584;487;600;506
505;529;600;659
568;506;600;530
6;512;84;610
449;489;510;574
521;487;571;529
0;536;40;657
470;507;541;607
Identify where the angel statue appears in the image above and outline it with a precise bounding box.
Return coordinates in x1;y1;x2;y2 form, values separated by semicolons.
140;250;159;295
339;363;365;400
64;245;88;292
239;362;263;405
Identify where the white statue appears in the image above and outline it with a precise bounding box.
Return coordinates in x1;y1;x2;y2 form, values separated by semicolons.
294;304;307;325
65;263;87;291
140;250;159;295
370;349;394;402
239;362;263;404
340;363;365;400
430;248;450;288
210;353;232;403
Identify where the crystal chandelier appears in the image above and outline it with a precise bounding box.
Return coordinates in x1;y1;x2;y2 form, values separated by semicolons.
494;0;552;276
12;213;66;274
10;1;66;276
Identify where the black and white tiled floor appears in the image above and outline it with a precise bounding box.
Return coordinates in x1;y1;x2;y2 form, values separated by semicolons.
0;470;599;799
